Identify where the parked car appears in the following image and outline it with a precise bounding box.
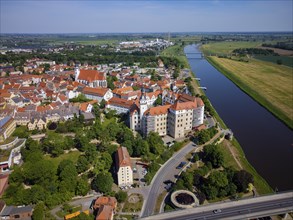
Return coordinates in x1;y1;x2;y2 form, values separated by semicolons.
176;161;187;169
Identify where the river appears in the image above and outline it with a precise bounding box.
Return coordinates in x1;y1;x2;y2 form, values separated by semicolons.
185;44;293;191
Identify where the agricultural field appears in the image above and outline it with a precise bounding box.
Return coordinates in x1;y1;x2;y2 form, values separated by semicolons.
201;41;262;55
254;55;293;68
207;56;293;128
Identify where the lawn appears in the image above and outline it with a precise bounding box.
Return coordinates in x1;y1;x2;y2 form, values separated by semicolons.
44;150;81;169
207;56;293;129
122;194;143;212
201;41;262;55
160;44;190;68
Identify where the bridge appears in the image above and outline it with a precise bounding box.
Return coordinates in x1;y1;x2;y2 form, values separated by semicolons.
140;191;293;220
185;52;204;59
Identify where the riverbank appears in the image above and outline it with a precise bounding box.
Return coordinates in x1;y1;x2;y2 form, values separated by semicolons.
205;56;293;130
162;44;273;194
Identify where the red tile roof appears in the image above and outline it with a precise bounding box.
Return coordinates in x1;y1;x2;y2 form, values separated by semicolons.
77;70;105;82
117;147;131;168
144;105;171;116
107;97;134;109
83;87;109;97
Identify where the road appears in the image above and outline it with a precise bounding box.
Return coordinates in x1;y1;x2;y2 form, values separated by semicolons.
140;191;293;220
50;193;101;219
141;131;223;217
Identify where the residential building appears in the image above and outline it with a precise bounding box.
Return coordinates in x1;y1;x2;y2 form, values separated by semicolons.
106;97;135;114
0;203;33;220
116;147;133;186
93;197;117;220
0;117;16;142
83;87;113;102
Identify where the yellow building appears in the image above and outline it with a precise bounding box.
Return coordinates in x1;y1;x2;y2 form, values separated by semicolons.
0;116;16;142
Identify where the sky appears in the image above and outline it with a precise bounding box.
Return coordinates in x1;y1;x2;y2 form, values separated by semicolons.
0;0;292;33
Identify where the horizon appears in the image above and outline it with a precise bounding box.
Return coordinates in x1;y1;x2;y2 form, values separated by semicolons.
1;0;292;34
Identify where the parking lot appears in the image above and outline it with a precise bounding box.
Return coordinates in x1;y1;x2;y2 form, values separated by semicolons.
130;159;148;188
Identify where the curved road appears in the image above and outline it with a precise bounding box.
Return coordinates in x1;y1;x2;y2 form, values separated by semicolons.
141;192;293;220
141;131;223;217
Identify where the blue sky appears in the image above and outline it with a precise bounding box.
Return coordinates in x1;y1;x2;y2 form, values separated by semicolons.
0;0;292;33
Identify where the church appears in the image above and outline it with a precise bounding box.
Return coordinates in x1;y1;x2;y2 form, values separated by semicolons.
74;66;107;88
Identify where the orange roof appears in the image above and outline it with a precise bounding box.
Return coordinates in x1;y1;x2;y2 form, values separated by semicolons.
94;197;117;210
107;97;134;109
79;103;88;112
117;147;131;168
170;101;197;111
144;105;171;116
96;205;113;220
83;87;109;97
58;94;67;102
77;69;105;82
145;90;161;99
112;86;133;95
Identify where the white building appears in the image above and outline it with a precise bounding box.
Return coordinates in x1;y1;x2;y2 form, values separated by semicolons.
116;147;133;187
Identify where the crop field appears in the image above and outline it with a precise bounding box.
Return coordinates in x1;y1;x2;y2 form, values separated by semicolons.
201;41;262;55
254;55;293;68
207;56;293;128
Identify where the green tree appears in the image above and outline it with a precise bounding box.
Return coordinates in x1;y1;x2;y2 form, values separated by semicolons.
154;96;162;106
75;177;90;196
203;145;224;168
32;202;45;220
76;155;90;174
208;171;228;188
92;172;113;194
147;132;165;155
93;152;113;174
115;191;127;203
233;170;254;192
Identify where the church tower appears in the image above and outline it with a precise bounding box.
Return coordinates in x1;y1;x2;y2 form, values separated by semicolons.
139;90;148;120
74;64;80;81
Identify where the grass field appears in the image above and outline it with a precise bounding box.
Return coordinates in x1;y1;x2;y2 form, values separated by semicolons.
254;55;293;68
207;56;293;129
161;44;190;68
44;150;81;169
201;41;262;55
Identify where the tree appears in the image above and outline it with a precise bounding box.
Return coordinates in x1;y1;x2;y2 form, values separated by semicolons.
208;171;228;188
32;202;45;220
276;59;282;65
203;145;224;168
75;177;90;196
115;191;127;203
233;170;254;192
76;155;90;174
154;96;162;106
146;132;165;155
92;172;113;193
93;152;113;174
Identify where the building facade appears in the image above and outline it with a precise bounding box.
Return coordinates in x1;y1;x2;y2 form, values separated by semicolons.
116;147;133;187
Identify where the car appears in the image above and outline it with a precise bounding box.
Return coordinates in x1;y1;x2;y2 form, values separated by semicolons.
213;209;222;214
176;161;187;169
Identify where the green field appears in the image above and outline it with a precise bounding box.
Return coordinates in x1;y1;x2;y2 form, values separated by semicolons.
254;55;293;68
206;56;293;129
161;44;190;68
201;41;262;55
44;150;81;169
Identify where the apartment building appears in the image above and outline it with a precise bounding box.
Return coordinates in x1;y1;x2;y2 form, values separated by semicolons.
0;116;16;142
115;147;133;187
